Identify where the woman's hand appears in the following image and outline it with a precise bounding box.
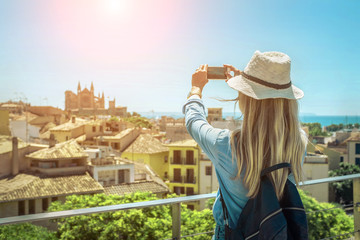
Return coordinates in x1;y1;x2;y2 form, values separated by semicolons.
192;64;208;91
224;64;241;82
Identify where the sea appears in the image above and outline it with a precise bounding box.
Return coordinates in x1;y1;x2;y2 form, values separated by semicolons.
138;112;360;127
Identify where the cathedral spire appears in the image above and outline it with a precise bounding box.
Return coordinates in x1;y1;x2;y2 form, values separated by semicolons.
102;91;104;99
90;81;94;92
77;82;81;92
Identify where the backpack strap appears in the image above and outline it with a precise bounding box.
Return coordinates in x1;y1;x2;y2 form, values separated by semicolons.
219;188;231;238
261;162;291;177
219;188;229;225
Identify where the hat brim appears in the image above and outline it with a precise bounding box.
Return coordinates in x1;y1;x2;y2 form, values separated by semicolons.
227;75;304;100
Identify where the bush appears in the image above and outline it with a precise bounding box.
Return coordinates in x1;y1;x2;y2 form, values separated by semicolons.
299;190;354;239
329;162;360;203
49;192;215;240
0;223;56;240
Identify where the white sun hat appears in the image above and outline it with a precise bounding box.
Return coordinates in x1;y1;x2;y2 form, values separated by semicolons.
227;50;304;100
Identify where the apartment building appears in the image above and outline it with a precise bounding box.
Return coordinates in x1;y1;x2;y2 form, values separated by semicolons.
301;153;329;202
207;108;222;123
166;139;200;210
346;135;360;166
49;117;88;143
121;134;169;179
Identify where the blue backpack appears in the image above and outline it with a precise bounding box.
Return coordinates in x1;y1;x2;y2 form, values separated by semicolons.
220;163;308;240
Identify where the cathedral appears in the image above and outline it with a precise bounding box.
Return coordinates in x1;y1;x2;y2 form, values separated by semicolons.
65;82;105;111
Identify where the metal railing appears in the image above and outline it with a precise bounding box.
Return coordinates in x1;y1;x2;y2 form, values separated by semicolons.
184;158;196;165
1;174;360;240
170;176;184;183
170;157;183;165
184;176;196;184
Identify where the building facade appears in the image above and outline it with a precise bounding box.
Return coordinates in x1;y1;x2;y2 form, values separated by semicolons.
301;153;329;202
65;82;105;111
166;139;200;210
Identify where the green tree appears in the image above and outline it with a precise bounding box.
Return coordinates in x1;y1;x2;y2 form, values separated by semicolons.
49;192;215;240
109;116;119;122
299;190;353;240
123;116;152;129
329;162;360;204
0;223;56;240
302;122;330;137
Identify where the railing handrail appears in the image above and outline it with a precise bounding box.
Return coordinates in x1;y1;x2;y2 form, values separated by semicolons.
1;173;360;226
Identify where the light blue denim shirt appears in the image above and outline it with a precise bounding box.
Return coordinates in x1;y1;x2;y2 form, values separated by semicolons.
182;95;306;238
183;96;248;231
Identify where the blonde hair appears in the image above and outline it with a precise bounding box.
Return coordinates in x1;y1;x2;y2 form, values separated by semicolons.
230;92;306;200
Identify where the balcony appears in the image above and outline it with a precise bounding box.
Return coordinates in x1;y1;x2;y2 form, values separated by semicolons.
184;158;196;165
170;157;183;165
184;176;196;184
170;176;184;183
170;157;197;165
1;174;360;240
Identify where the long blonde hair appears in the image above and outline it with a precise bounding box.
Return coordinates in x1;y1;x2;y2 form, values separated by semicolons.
230;92;306;200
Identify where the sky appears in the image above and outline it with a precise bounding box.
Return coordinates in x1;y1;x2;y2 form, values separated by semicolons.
0;0;359;115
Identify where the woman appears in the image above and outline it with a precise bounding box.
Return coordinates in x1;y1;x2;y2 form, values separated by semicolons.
182;51;307;239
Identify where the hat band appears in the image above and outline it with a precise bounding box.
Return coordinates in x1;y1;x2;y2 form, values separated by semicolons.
241;72;292;89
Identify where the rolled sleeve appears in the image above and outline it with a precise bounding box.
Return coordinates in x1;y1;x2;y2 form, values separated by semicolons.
183;98;231;168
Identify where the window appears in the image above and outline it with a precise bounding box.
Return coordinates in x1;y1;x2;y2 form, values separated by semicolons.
164;172;168;179
100;126;103;132
340;156;344;162
66;136;69;141
187;204;195;210
92;126;96;132
51;197;58;202
205;166;212;176
356;143;360;155
186;187;194;196
186;169;195;183
173;168;182;182
42;198;49;211
164;156;168;163
174;186;185;195
186;150;194;164
173;150;181;164
18;200;25;216
356;158;360;167
29;199;35;214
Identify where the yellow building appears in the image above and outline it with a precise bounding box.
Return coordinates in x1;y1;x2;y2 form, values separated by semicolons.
0;110;10;135
49;117;88;143
95;128;140;152
166;139;200;210
121;134;169;179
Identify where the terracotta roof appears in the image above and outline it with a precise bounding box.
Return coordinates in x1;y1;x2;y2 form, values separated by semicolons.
341;133;360;144
28;106;64;116
166;139;198;148
103;181;169;195
123;134;168;154
11;112;39;122
0;173;103;203
50;118;87;131
26;140;88;160
0;136;28;154
95;128;135;140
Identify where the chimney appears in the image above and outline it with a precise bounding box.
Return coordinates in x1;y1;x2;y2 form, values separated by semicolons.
49;134;56;148
72;116;76;123
12;137;19;175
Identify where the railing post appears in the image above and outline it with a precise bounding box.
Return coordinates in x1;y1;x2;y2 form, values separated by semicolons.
354;178;360;240
172;203;181;240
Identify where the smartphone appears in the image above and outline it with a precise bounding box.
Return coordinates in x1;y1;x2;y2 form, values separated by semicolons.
207;67;226;80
